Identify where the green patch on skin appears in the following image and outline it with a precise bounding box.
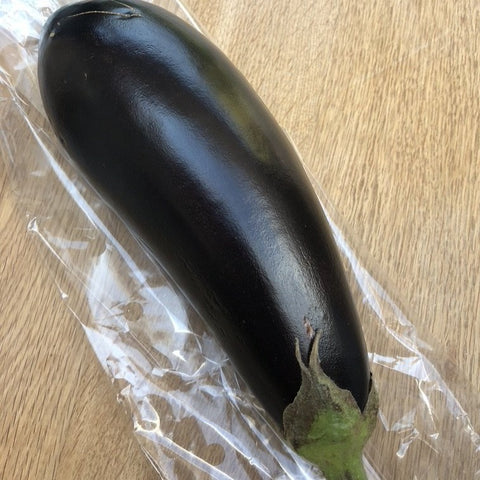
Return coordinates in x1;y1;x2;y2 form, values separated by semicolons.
283;333;378;480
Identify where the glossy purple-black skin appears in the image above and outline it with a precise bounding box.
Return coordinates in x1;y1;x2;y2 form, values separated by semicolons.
38;0;370;426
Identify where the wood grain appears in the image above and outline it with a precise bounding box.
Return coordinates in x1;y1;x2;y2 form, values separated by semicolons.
1;0;479;479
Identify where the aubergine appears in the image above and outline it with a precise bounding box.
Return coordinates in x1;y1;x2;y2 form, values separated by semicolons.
38;1;378;478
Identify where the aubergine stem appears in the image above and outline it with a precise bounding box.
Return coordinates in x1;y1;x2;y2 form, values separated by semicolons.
283;333;378;480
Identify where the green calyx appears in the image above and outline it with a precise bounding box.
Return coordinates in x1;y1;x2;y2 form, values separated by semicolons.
283;334;379;480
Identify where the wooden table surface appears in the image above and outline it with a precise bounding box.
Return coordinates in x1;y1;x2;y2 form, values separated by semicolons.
1;0;479;478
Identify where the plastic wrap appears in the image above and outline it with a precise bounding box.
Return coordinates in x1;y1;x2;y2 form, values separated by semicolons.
1;1;479;479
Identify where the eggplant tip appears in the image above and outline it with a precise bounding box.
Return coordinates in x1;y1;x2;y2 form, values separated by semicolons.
283;333;378;480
